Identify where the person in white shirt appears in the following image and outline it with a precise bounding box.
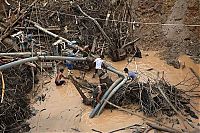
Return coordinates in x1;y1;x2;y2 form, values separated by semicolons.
93;55;104;78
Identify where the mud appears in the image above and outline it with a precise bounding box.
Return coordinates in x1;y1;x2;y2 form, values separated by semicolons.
28;51;200;132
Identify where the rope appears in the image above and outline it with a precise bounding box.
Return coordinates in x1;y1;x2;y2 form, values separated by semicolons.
18;1;200;27
29;7;200;27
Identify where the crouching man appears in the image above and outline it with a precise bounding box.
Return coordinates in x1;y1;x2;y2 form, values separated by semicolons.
124;68;138;82
55;69;67;86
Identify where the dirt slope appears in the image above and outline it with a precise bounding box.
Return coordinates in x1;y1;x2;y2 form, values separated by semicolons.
162;0;189;41
135;0;200;65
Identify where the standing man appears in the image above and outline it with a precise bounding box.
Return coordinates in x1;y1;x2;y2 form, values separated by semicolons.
93;55;104;78
55;68;67;86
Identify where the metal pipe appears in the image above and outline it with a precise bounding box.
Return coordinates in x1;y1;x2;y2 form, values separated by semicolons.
0;56;87;71
97;76;128;116
0;52;47;56
89;77;123;118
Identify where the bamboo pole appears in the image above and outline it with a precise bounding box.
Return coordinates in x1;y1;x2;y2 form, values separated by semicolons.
0;52;46;56
0;72;5;103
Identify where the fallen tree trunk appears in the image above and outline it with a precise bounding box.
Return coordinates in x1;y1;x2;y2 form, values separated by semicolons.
14;26;61;31
121;38;140;49
146;122;177;133
27;20;86;52
108;124;144;133
69;75;92;105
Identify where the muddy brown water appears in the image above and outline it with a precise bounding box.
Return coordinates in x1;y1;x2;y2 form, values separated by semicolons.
28;51;200;132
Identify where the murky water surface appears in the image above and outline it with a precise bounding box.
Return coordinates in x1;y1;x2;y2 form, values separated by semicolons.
28;51;200;132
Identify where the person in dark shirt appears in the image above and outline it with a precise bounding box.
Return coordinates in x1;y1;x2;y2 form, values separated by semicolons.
134;46;142;58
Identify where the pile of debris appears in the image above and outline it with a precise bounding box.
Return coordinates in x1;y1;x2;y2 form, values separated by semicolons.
0;0;199;66
0;64;37;132
0;0;141;62
112;80;198;118
0;0;199;132
70;74;198;119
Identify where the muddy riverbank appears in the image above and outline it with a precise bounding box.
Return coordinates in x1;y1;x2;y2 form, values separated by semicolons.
28;51;200;132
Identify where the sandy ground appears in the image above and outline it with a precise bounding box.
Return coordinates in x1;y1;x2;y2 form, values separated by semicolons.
28;51;200;132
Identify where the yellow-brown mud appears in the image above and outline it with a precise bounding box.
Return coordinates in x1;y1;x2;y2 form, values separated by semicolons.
28;51;200;132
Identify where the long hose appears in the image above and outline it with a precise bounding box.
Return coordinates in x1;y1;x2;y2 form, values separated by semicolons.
0;56;87;71
89;66;127;118
89;77;123;118
97;77;128;116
